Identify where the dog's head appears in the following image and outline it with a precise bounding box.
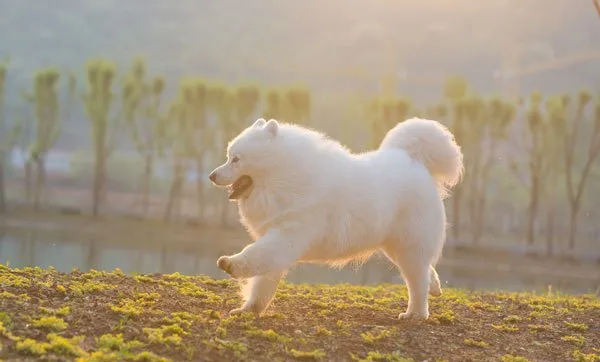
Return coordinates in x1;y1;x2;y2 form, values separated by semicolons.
209;118;281;199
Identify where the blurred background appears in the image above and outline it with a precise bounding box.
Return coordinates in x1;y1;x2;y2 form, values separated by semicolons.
0;0;599;295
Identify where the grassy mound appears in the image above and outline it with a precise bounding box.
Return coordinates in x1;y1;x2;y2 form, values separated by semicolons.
0;264;598;362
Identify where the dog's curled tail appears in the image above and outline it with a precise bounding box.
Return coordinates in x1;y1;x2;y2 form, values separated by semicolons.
380;117;464;198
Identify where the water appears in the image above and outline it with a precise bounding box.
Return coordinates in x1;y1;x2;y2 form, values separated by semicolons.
0;231;597;295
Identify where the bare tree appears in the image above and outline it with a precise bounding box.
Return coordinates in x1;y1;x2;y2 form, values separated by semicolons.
554;92;600;251
122;58;165;216
83;60;120;216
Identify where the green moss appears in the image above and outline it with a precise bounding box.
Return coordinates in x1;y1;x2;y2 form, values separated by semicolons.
96;333;144;353
131;351;171;362
39;305;71;316
572;350;600;362
0;319;19;342
336;320;352;329
15;338;47;356
0;272;32;288
31;316;68;331
361;328;393;344
528;324;550;333
501;355;531;362
69;280;116;296
143;323;188;346
434;310;456;324
246;327;291;343
204;338;248;358
82;269;108;279
352;351;414;361
162;315;193;328
216;326;227;338
173;281;223;305
503;315;523;323
491;324;519;332
287;348;327;359
314;326;332;336
45;334;88;357
0;313;13;331
0;291;16;299
561;334;585;347
564;322;589;332
110;293;162;318
134;275;158;284
16;334;86;357
0;290;30;302
80;350;123;362
311;300;330;309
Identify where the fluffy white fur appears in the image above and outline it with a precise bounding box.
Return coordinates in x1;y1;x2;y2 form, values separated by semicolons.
209;117;464;320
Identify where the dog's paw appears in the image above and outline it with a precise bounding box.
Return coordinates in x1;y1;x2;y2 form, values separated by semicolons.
229;307;250;316
398;310;429;321
429;287;442;297
217;255;252;279
229;306;260;317
217;256;237;277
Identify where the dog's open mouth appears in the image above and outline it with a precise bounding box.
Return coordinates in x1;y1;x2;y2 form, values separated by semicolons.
228;175;254;200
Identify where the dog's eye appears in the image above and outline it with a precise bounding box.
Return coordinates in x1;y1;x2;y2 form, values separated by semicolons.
231;156;240;164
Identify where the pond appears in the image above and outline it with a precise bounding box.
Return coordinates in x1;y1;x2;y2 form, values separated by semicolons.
0;230;597;295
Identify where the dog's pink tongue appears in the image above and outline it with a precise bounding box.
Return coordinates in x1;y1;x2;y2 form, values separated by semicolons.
228;175;253;200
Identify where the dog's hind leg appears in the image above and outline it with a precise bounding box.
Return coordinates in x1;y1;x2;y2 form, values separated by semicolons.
230;271;284;316
383;244;432;320
429;265;442;297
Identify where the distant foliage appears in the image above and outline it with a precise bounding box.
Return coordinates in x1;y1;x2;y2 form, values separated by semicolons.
0;58;599;258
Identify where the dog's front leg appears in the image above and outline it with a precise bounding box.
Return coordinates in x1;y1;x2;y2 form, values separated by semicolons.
229;271;284;316
217;227;305;279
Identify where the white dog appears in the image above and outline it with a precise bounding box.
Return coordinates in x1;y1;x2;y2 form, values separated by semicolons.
209;117;463;320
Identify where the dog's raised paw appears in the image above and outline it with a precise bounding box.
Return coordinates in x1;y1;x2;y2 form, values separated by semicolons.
217;256;234;276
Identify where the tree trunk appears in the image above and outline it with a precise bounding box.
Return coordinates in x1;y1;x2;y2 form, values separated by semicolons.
468;175;484;245
466;177;480;245
92;150;106;216
164;157;183;222
567;204;579;251
24;160;33;205
196;157;205;223
0;160;5;213
451;185;462;242
472;192;486;245
526;176;540;246
141;154;153;216
545;205;555;257
33;157;46;211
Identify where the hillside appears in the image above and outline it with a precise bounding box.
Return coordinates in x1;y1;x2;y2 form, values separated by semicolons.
1;1;600;149
3;0;599;91
2;1;599;94
1;265;599;361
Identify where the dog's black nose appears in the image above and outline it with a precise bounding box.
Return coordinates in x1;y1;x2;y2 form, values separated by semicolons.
209;172;217;182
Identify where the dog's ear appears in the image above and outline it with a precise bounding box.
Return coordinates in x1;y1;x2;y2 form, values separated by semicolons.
264;119;279;137
252;118;266;128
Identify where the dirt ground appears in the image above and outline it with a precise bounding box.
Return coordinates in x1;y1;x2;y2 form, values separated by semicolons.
1;265;599;361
